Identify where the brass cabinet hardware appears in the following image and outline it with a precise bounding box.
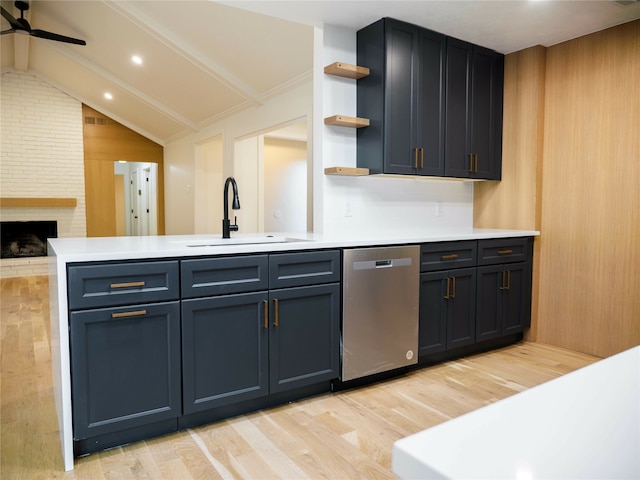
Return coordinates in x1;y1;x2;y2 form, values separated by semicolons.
451;276;456;298
110;281;145;289
500;270;506;290
441;253;459;260
474;153;479;173
414;148;419;169
111;309;147;318
420;148;425;169
274;298;279;327
444;277;451;299
468;153;474;172
263;300;269;329
506;270;511;290
497;249;513;255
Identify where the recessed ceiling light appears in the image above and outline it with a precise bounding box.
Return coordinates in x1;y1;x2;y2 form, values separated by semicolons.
132;55;143;65
104;92;113;100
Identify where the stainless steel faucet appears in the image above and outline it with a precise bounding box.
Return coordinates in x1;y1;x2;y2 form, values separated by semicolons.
222;177;240;238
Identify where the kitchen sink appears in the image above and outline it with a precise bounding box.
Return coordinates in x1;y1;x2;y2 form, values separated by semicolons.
168;236;309;248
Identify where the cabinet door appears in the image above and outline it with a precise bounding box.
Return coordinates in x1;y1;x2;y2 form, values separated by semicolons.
501;262;529;335
476;265;503;342
445;39;503;180
419;271;448;356
446;267;477;349
384;19;419;175
477;262;530;342
268;284;340;393
415;28;446;176
444;37;472;178
470;45;503;180
181;292;269;414
70;302;181;439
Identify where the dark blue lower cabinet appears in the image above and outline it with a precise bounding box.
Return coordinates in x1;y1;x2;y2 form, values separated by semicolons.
70;302;182;440
268;284;341;393
181;292;269;414
476;262;530;342
419;268;477;355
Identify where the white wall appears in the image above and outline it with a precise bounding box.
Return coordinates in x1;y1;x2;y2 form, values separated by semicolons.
319;24;474;236
0;72;86;277
164;80;312;235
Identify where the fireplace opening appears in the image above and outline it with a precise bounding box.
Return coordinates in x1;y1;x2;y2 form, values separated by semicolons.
1;221;58;258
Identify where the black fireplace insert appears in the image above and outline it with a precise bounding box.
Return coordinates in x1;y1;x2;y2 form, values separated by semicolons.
1;221;58;258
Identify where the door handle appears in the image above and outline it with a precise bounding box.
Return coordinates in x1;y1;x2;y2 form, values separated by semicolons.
110;281;145;289
273;298;279;327
450;276;456;299
263;300;269;329
444;277;451;299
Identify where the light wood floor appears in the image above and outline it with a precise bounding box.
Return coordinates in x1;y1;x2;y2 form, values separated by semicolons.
1;276;599;479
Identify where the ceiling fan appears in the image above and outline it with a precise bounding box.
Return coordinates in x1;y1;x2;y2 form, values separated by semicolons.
1;0;86;45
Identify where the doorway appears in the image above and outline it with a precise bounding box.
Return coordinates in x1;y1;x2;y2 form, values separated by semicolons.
233;119;311;234
114;162;159;236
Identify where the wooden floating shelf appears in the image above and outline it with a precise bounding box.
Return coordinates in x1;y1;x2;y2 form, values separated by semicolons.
324;167;370;176
324;115;370;128
324;62;370;79
0;197;77;208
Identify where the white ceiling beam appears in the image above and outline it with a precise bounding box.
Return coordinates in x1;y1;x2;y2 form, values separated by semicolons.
103;0;265;106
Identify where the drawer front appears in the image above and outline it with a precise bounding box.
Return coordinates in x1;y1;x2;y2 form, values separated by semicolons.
477;237;532;266
420;241;477;272
68;261;179;310
181;255;268;298
269;250;341;288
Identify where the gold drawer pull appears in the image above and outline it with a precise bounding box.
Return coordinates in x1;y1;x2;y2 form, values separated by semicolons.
441;254;459;260
263;300;269;329
468;153;474;172
274;298;279;327
444;277;451;299
110;281;145;289
497;249;513;255
414;148;419;169
112;309;147;318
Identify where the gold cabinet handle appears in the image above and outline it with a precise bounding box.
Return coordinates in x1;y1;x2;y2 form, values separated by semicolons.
441;254;459;260
451;276;456;299
468;153;474;172
500;270;506;290
414;148;419;169
111;309;147;318
506;270;511;290
444;277;450;299
263;299;269;329
474;153;479;173
420;148;425;169
110;281;145;289
273;298;279;327
497;249;513;255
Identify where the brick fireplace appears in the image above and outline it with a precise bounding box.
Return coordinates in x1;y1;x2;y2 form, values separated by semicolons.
1;71;86;278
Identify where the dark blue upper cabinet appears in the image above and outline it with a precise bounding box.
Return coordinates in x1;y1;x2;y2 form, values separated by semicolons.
357;18;446;176
357;17;503;180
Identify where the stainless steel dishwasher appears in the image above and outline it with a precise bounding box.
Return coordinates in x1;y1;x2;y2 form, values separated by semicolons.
341;245;420;382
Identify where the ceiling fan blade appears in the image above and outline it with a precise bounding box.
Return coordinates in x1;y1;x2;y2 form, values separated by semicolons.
31;29;86;46
1;28;17;35
1;6;24;31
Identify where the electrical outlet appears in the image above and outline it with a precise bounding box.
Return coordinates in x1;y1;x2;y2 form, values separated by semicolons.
344;202;352;217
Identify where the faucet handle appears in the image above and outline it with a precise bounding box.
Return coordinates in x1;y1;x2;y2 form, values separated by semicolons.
230;215;239;232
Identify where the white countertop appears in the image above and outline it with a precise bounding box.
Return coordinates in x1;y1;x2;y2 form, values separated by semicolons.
392;345;640;480
48;228;538;263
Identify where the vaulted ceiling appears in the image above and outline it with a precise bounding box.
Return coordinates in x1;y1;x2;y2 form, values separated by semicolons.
2;1;639;145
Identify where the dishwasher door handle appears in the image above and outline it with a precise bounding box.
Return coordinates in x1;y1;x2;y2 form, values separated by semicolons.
353;257;413;270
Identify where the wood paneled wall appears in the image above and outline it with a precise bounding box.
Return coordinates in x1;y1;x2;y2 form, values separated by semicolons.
82;105;165;237
475;20;640;357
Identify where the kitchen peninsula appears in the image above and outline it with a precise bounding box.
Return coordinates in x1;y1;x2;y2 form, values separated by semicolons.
49;228;538;471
